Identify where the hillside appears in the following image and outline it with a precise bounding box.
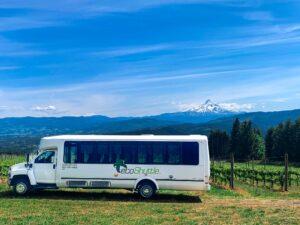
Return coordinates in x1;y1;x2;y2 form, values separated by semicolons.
0;100;236;136
119;109;300;135
0;108;300;153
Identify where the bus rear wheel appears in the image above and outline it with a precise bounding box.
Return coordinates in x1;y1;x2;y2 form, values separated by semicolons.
138;181;156;199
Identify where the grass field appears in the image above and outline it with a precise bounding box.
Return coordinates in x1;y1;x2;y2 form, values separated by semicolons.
0;182;299;225
0;156;299;225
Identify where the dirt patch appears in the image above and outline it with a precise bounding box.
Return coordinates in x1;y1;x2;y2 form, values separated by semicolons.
205;198;300;208
232;187;251;197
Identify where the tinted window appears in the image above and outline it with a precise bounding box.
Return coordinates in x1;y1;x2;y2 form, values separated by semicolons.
35;151;55;164
81;142;95;163
137;142;152;164
95;142;109;163
110;142;122;163
167;142;181;164
182;142;199;165
64;141;199;165
153;143;165;164
121;142;137;164
64;142;78;163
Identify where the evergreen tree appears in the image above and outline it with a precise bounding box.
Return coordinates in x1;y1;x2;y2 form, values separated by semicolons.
230;118;240;155
238;120;254;160
227;117;300;162
294;119;300;162
265;118;300;162
209;130;230;159
252;133;265;159
265;127;274;160
272;123;285;159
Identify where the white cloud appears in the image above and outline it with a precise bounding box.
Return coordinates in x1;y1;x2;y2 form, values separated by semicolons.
0;1;256;32
219;102;254;112
0;106;9;111
243;11;274;21
271;98;289;103
31;105;57;112
174;101;254;112
0;1;248;14
0;16;60;32
0;66;19;71
1;65;300;117
0;36;45;57
91;44;172;58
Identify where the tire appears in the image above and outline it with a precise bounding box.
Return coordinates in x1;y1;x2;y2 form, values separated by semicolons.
138;181;156;199
13;178;31;196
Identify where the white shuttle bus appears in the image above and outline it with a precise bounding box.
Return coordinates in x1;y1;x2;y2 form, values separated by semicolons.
8;135;210;198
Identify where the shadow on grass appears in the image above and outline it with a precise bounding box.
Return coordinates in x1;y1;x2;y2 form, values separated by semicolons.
0;189;202;203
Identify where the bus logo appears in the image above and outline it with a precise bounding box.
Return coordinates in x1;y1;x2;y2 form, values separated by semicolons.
113;159;127;176
113;159;160;176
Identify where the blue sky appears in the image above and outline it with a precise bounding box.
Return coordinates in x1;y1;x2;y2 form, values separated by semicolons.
0;0;300;117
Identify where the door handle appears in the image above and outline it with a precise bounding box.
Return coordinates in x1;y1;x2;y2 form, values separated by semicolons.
53;164;56;169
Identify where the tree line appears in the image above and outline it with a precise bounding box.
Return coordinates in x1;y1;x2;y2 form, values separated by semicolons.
209;118;300;162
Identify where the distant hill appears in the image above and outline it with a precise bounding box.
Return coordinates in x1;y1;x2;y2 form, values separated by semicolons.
0;115;114;136
0;108;300;154
0;105;299;138
0;99;238;136
119;109;300;135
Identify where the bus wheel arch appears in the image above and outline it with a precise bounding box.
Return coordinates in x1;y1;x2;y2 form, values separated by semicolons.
134;178;158;198
11;175;31;195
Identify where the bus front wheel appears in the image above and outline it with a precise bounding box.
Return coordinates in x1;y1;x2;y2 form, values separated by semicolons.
13;178;31;195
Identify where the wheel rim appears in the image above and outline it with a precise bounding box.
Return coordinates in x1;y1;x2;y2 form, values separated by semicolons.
141;185;153;198
16;182;27;194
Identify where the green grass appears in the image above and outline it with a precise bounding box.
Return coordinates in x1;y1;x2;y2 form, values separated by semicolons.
0;155;25;177
0;183;299;225
0;156;299;224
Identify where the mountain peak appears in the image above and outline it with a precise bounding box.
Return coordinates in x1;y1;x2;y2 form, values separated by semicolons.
184;99;233;114
205;99;213;105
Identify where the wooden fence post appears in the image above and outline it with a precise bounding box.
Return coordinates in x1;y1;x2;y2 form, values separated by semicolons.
230;153;234;189
251;158;254;186
212;157;215;182
284;153;288;192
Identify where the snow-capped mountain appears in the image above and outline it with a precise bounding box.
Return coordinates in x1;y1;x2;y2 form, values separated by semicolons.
151;100;238;124
182;99;233;113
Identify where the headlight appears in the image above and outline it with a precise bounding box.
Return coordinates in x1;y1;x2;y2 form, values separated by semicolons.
8;167;11;178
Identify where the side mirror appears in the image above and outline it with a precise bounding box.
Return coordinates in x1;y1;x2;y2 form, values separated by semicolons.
25;153;30;167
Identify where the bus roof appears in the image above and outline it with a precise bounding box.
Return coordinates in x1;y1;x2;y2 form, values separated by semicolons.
41;135;207;142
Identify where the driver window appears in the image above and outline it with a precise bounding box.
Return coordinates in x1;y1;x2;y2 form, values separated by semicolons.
35;151;55;164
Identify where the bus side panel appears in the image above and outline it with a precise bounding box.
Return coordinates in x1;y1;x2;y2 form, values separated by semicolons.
55;139;210;191
200;139;210;189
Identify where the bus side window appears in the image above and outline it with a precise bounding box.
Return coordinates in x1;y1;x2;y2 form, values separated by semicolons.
110;142;122;163
167;142;181;164
182;142;199;165
64;142;78;164
96;142;109;163
138;142;152;164
153;142;166;164
121;142;137;164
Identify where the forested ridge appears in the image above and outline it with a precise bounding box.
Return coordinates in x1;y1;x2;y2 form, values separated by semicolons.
0;116;299;162
209;118;300;162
